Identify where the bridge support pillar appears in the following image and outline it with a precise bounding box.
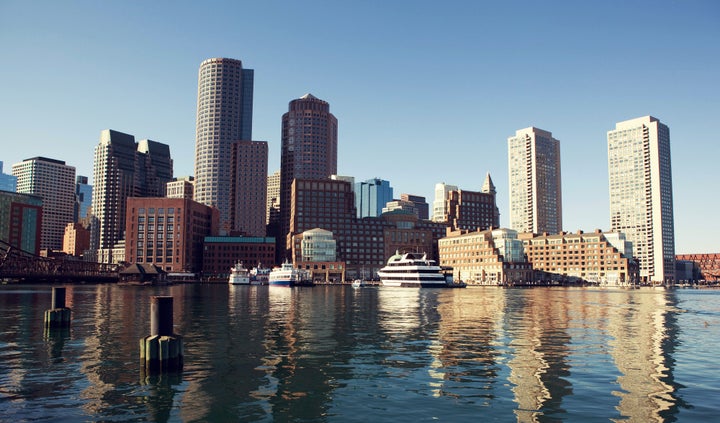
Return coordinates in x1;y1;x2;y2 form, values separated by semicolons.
44;287;71;329
140;296;183;376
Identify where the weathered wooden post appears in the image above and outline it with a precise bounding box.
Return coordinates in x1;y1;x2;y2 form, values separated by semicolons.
140;296;183;374
44;286;71;328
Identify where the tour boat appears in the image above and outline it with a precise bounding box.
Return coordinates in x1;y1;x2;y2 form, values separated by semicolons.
228;262;250;285
250;265;271;285
268;261;313;287
378;251;464;288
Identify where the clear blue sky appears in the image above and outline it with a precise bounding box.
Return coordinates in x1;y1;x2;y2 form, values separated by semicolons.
1;0;718;253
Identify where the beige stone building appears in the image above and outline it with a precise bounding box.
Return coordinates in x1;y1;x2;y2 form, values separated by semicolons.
519;230;638;286
439;228;532;285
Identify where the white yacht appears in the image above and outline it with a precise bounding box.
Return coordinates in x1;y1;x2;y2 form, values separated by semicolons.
269;261;313;287
378;252;463;288
228;262;250;285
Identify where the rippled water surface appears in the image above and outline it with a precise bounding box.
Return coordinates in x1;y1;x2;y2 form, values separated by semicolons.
1;284;719;422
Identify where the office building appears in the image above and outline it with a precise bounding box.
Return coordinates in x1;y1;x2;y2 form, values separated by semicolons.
432;182;458;222
75;176;92;221
91;129;173;263
125;197;219;273
520;230;637;286
62;222;90;257
266;169;280;224
289;178;448;279
0;162;17;192
12;157;76;251
445;174;500;232
400;194;429;220
508;127;562;234
356;178;393;218
607;116;675;284
166;176;195;200
194;57;254;233
439;228;532;285
279;93;338;259
0;190;42;254
230;140;268;236
382;199;420;217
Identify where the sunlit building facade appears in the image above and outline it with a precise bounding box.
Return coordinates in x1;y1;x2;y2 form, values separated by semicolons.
194;57;254;233
508;127;562;234
12;156;75;251
608;116;674;284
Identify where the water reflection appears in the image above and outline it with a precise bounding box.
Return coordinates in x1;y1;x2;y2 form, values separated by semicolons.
0;284;710;421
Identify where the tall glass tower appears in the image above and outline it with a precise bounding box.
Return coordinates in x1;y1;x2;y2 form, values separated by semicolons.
507;127;562;235
607;116;675;284
194;57;254;233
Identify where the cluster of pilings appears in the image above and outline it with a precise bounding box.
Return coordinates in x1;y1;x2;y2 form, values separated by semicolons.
43;289;183;377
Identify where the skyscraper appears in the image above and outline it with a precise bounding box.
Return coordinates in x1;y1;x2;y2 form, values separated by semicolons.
279;93;338;259
0;161;18;192
74;175;92;222
193;57;254;233
607;116;675;284
507;127;562;234
355;178;393;218
12;157;76;251
91;129;173;263
432;182;458;222
266;169;280;225
230;140;268;237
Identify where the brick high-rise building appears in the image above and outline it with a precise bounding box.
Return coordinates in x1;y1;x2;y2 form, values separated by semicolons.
508;127;562;235
12;157;75;251
607;116;675;284
279;94;338;259
193;58;254;233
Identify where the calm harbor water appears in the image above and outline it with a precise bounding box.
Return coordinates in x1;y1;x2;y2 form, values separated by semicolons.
1;284;719;422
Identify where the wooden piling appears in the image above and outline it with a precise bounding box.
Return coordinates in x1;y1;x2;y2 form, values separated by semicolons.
44;287;71;328
140;296;183;373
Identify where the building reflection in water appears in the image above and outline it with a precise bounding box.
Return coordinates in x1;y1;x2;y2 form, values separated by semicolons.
607;289;682;422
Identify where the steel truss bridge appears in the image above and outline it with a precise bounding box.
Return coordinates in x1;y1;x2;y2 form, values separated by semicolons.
0;239;119;283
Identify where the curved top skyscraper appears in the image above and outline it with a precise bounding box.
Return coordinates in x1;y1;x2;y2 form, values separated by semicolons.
279;93;338;258
194;57;254;233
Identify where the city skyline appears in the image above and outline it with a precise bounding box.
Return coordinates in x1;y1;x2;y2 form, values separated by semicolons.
1;1;718;253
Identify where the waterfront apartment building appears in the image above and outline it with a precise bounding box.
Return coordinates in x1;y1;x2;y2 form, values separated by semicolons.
432;182;458;222
508;127;562;234
194;57;254;234
0;190;42;254
279;94;338;259
289;178;448;279
400;194;429;220
12;157;76;251
166;176;194;200
438;228;532;285
91;130;173;263
230;140;268;236
355;178;393;218
519;230;637;285
62;222;90;257
125;197;218;273
202;236;275;278
0;161;18;192
607;116;675;284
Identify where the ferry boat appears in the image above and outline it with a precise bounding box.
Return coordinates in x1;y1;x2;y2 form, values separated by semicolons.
250;265;271;285
378;251;464;288
228;262;250;285
268;261;313;287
